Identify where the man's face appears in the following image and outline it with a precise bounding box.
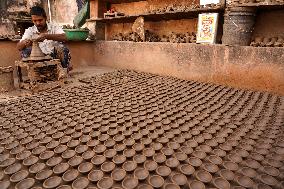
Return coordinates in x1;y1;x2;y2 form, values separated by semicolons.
31;15;47;31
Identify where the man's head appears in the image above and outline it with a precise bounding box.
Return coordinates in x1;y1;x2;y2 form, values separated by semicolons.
30;6;47;32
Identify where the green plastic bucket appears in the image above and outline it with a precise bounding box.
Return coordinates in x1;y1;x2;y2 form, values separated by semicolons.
63;29;89;41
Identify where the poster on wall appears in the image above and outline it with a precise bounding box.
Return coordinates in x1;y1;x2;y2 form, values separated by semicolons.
196;13;219;44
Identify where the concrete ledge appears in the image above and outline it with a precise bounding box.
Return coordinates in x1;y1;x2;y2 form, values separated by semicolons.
0;41;95;69
92;41;284;95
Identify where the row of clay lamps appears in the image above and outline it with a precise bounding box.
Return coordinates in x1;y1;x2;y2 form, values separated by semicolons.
147;3;221;14
250;36;284;47
0;70;283;189
230;0;284;4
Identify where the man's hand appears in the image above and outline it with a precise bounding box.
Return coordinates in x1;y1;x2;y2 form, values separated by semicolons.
24;39;33;47
35;33;49;42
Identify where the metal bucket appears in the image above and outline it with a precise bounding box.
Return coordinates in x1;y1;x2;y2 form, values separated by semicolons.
222;7;256;46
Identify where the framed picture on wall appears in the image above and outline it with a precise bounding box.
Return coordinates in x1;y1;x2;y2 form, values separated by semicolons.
196;13;219;44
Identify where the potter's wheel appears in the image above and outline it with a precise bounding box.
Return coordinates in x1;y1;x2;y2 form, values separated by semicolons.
22;41;52;62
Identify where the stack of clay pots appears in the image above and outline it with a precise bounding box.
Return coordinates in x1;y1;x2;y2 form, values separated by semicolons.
250;36;284;47
229;0;284;5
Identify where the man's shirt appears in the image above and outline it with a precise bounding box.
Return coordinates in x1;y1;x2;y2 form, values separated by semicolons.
20;22;65;55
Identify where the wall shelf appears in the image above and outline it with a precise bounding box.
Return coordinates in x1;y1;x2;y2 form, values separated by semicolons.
88;6;224;23
227;2;284;10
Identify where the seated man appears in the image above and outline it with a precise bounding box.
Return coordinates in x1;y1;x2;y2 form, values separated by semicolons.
17;6;72;71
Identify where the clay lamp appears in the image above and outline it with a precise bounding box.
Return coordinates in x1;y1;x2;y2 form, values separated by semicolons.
98;134;110;142
212;177;230;189
236;176;255;188
122;130;133;137
112;155;126;165
104;149;117;159
111;168;126;181
101;162;116;173
258;174;279;187
46;156;62;167
148;175;165;188
114;144;126;153
53;163;70;175
244;159;261;169
171;173;188;186
72;177;90;189
15;178;35;189
192;151;207;159
67;140;80;149
133;143;145;152
94;144;107;154
97;177;114;189
88;170;104;182
163;183;181;189
75;145;89;154
10;170;29;183
29;163;46;174
202;163;219;173
79;135;92;143
141;136;152;145
43;176;62;189
62;150;76;159
151;143;163;151
54;145;68;154
144;160;158;172
262;166;280;177
133;154;147;164
10;145;25;155
122;161;137;172
161;148;174;157
59;136;71;144
186;140;198;148
226;153;242;163
113;134;125;142
180;146;193;155
143;148;155;158
189;180;205;189
68;156;83;167
78;162;94;174
166;158;180;168
188;157;202;167
152;153;166;164
134;168;149;180
195;170;212;183
149;132;159;140
211;149;226;157
86;140;99;148
16;150;32;161
5;141;20;150
123;149;136;158
35;169;53;181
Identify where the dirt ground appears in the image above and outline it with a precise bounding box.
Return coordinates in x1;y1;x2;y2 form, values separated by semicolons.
0;66;115;103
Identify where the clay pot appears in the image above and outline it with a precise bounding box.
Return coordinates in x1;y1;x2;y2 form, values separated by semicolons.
122;161;137;172
0;180;10;189
166;158;180;168
82;151;95;160
258;174;278;186
39;151;54;160
111;168;126;181
262;166;280;177
123;149;136;158
153;153;167;164
46;156;62;167
202;163;219;173
97;177;114;189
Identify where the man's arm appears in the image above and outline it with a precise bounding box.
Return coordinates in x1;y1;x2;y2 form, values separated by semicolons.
17;39;33;51
36;33;67;42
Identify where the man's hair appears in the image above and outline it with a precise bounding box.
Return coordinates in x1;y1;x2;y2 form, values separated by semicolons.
30;6;47;18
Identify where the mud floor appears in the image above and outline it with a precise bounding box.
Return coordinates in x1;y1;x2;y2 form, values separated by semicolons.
0;70;283;189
